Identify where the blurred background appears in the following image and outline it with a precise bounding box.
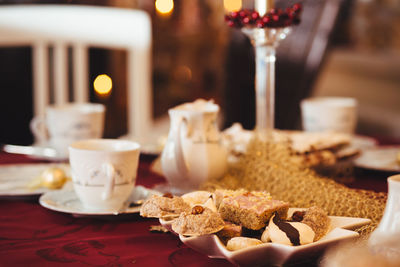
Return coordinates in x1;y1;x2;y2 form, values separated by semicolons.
0;0;399;146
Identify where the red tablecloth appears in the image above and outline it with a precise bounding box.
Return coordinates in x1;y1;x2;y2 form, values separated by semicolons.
0;147;395;267
0;153;233;267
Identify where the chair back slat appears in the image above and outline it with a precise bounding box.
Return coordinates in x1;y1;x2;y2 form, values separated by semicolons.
53;43;68;105
127;47;152;139
32;43;49;117
73;45;89;103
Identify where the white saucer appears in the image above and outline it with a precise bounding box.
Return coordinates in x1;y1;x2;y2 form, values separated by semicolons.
0;163;70;197
39;185;161;216
354;146;400;172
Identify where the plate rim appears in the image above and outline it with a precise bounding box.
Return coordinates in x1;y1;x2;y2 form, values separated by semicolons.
25;142;69;161
0;163;70;197
354;145;400;172
39;185;160;216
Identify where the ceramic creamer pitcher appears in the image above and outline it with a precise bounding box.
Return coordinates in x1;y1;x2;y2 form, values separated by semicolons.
161;99;227;193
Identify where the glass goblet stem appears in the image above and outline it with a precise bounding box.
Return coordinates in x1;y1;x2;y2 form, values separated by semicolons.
243;27;291;141
255;44;276;140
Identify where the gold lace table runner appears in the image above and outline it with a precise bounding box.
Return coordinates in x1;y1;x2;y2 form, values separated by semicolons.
203;139;386;236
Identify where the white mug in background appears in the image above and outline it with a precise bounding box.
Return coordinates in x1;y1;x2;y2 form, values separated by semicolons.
69;139;140;211
301;97;358;134
30;103;105;158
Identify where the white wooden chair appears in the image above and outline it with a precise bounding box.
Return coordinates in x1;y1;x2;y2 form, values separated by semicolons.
0;5;155;145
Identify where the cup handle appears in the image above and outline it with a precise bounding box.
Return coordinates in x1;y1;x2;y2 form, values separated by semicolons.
102;163;115;200
30;116;48;145
174;117;190;178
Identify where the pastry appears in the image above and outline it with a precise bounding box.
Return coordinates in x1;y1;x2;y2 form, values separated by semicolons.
217;221;243;240
172;206;225;236
214;189;271;208
226;237;263;251
218;191;288;230
298;206;331;241
140;193;190;220
182;191;217;210
264;213;315;246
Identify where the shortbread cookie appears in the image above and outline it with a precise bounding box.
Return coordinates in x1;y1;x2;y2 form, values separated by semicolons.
218;192;288;230
265;213;315;246
213;189;247;208
182;191;216;208
140;194;190;219
214;189;271;209
300;206;331;241
226;237;263;251
172;206;225;236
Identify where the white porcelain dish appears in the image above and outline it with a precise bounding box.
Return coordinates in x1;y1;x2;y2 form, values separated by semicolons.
39;185;161;216
354;146;400;172
160;208;371;266
0;163;70;197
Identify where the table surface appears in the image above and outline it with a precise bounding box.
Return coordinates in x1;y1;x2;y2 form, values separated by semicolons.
0;144;396;267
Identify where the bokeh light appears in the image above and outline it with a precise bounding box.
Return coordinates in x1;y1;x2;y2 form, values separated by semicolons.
224;0;242;12
93;74;112;97
155;0;174;15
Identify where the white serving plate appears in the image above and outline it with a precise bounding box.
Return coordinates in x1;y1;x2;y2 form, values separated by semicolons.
354;146;400;172
0;163;70;197
160;208;371;266
39;185;161;217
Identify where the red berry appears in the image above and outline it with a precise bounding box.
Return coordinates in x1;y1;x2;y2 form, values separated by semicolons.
262;16;271;24
227;20;236;27
288;10;297;19
251;11;259;20
272;14;280;22
293;3;302;12
224;14;230;22
239;10;247;18
231;11;239;19
270;8;282;15
256;19;264;28
242;16;251;24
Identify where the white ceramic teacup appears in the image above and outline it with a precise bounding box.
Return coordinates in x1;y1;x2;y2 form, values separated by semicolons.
30;103;105;157
69;139;140;211
301;97;358;134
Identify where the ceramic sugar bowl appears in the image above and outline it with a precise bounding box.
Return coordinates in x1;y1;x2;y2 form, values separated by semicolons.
161;99;227;193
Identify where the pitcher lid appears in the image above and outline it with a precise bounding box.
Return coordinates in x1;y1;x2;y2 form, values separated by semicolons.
170;99;219;114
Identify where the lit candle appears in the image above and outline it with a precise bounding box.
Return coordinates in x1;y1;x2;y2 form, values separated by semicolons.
255;0;274;16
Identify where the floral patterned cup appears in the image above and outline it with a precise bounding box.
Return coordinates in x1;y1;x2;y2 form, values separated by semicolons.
30;103;105;158
69;139;140;211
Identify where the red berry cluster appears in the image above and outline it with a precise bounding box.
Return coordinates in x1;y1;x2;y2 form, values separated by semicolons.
224;3;302;28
